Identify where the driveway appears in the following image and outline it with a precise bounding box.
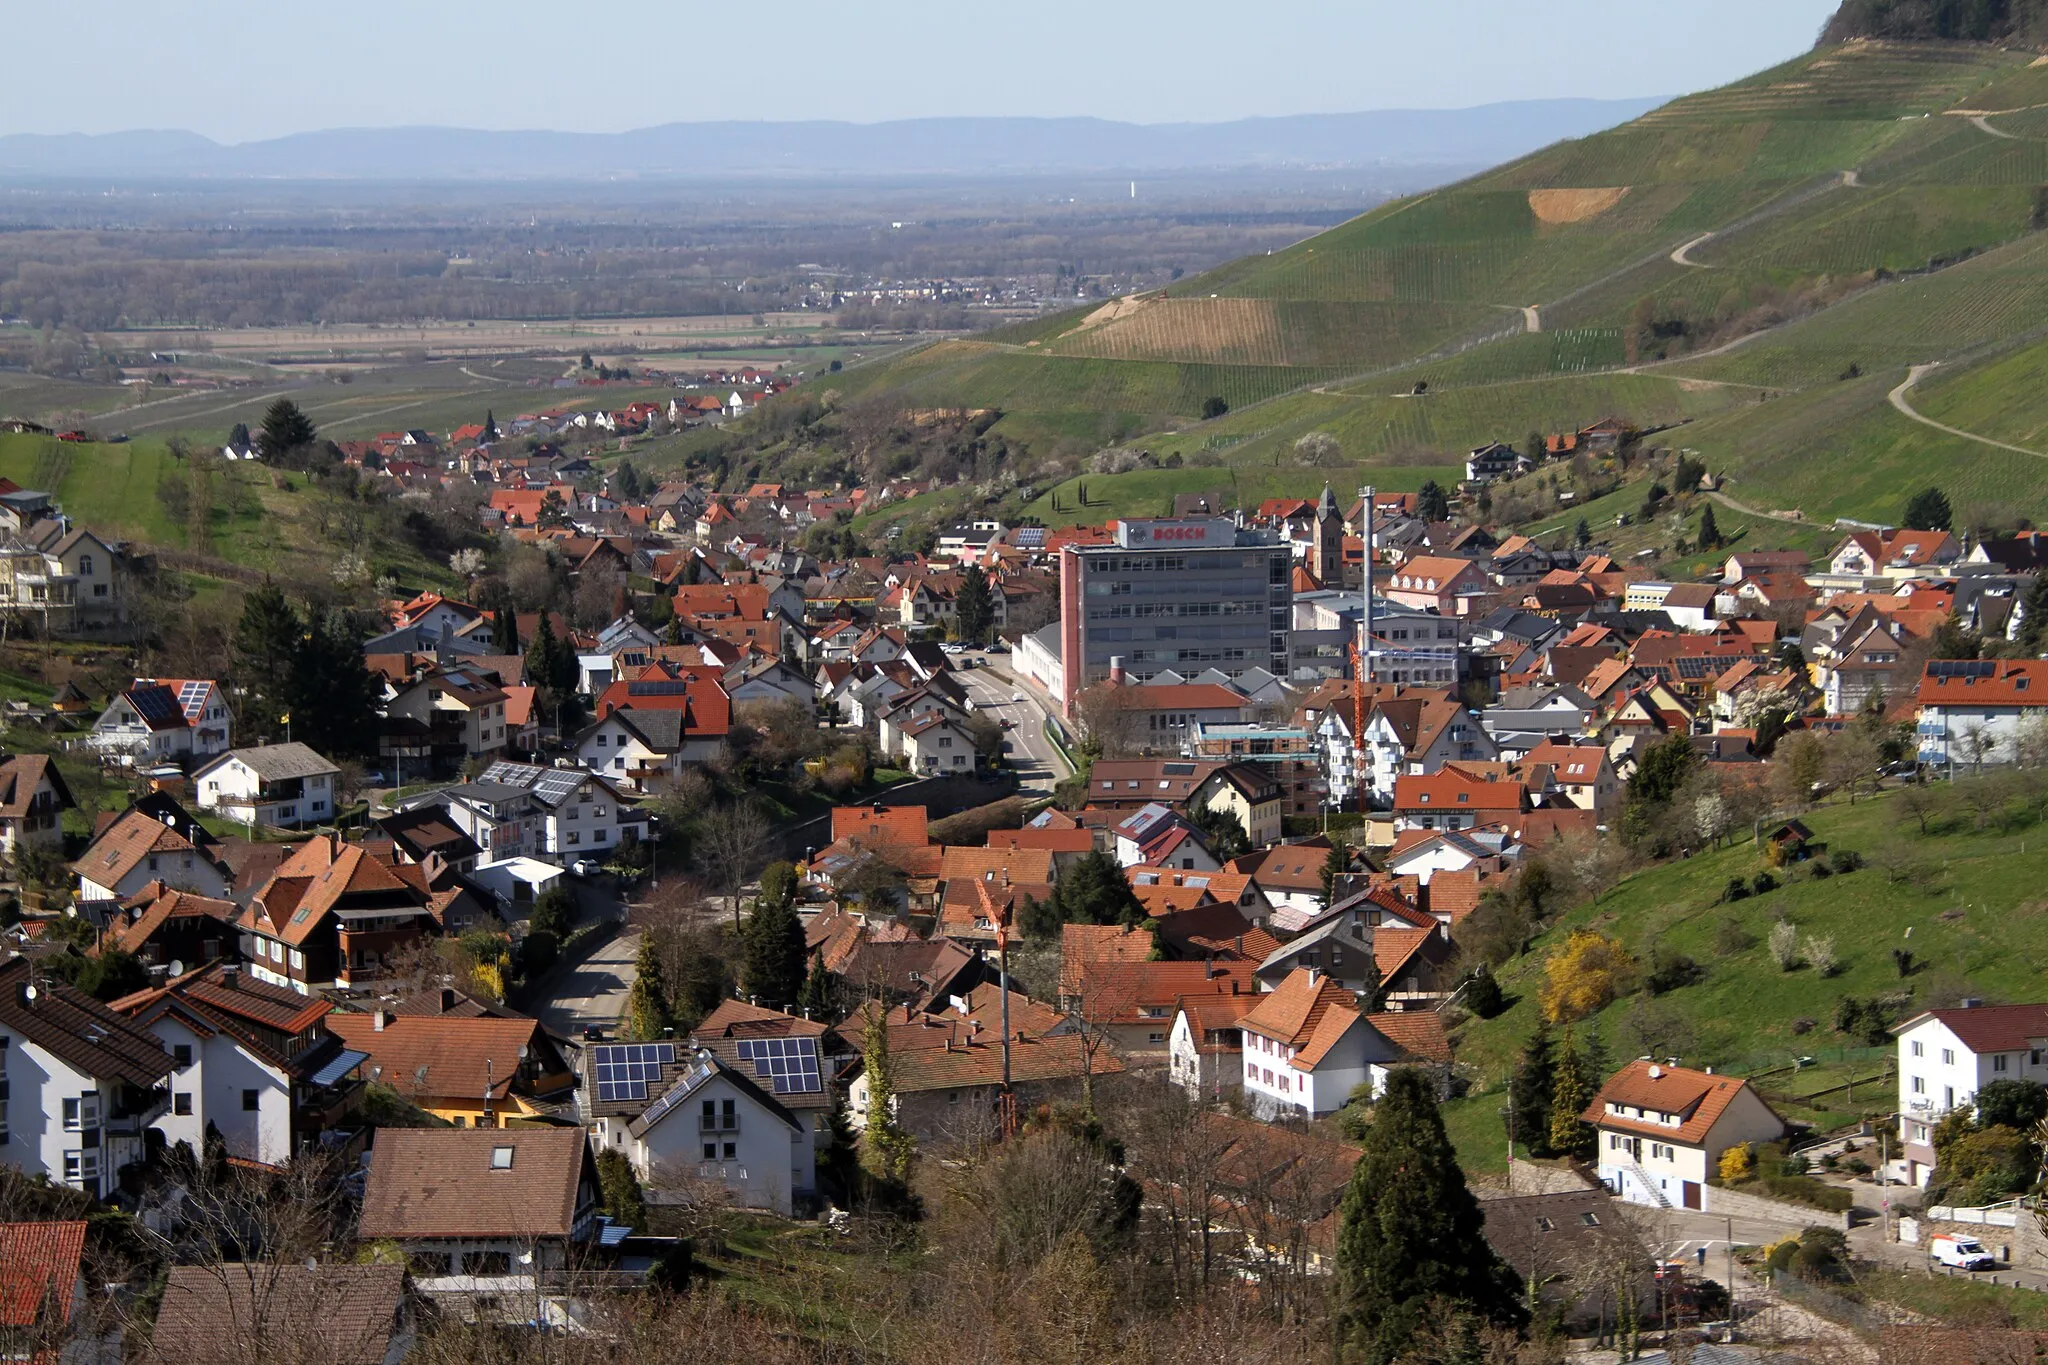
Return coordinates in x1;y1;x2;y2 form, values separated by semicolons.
532;922;638;1043
951;652;1071;795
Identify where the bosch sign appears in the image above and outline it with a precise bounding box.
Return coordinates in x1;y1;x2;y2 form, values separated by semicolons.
1117;518;1232;548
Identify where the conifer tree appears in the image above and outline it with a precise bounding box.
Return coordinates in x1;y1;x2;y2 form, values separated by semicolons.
1697;503;1722;551
1507;1024;1555;1157
797;950;837;1023
741;891;806;1011
232;579;300;738
624;934;671;1040
1548;1025;1596;1159
493;603;517;654
1336;1069;1525;1364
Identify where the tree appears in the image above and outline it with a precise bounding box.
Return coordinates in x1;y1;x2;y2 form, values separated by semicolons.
1538;929;1634;1025
624;933;672;1040
1506;1026;1555;1157
1416;480;1452;524
231;579;300;739
1320;840;1350;910
1200;396;1229;420
1573;517;1591;550
1031;850;1148;934
227;421;251;450
256;399;317;464
741;890;806;1011
1547;1026;1596;1160
594;1147;647;1227
1696;503;1723;551
492;602;517;654
529;884;573;939
796;950;837;1023
285;611;382;759
1975;1078;2048;1132
858;1002;915;1187
697;800;772;926
955;564;994;645
1069;681;1142;759
1335;1069;1525;1365
1627;734;1699;806
1904;486;1953;532
1295;431;1341;466
1524;430;1546;465
1188;795;1249;862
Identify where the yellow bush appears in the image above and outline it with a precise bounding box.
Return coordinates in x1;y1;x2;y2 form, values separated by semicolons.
1538;929;1636;1025
1718;1142;1753;1182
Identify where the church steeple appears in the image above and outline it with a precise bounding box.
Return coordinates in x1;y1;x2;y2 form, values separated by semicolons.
1313;483;1344;587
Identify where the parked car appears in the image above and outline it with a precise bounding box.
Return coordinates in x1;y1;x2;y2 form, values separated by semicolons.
569;857;604;877
1000;718;1015;729
582;1024;609;1041
363;770;389;786
1930;1234;1998;1271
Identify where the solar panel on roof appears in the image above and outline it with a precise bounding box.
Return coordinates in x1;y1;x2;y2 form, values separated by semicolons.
177;680;210;718
628;681;692;697
637;1058;715;1131
591;1042;676;1103
128;685;183;726
734;1036;821;1095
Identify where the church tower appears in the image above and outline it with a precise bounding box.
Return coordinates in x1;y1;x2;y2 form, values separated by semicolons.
1313;483;1344;587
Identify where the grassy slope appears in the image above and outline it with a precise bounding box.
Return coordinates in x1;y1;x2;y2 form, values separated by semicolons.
841;41;2048;525
1440;785;2048;1175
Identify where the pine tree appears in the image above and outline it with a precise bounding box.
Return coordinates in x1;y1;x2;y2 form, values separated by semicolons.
1548;1025;1596;1159
1507;1024;1555;1157
283;610;380;759
493;604;517;654
796;950;837;1023
624;934;671;1040
1320;840;1349;909
858;1002;915;1186
1697;503;1722;550
1904;486;1953;532
256;399;318;464
232;579;300;738
1573;517;1591;550
955;564;994;645
1336;1069;1525;1364
1416;480;1452;524
482;409;500;443
741;892;806;1011
2020;572;2048;654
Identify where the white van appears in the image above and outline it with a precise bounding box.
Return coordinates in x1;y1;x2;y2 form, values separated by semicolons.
1930;1234;1998;1271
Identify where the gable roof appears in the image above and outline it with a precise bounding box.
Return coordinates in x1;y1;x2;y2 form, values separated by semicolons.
0;1221;86;1329
327;1012;560;1103
1894;1003;2048;1054
357;1127;592;1241
0;956;175;1087
150;1263;407;1365
73;803;224;891
1583;1058;1776;1146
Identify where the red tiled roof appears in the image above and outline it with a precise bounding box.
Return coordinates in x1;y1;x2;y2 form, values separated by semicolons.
0;1221;85;1327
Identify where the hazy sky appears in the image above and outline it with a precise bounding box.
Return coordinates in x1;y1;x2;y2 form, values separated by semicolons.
4;1;1843;142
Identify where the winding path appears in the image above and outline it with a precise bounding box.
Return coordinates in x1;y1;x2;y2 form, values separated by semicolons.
1521;305;1542;334
1707;489;1808;526
1671;233;1716;268
1971;115;2020;141
1888;362;2046;459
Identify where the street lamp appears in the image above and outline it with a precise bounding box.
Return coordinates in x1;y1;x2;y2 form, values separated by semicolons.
647;813;660;891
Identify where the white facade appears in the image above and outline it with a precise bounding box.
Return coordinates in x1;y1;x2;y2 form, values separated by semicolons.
0;1036;165;1199
194;750;338;829
1918;700;2048;769
1239;1021;1374;1119
144;1014;294;1166
1893;1010;2048;1186
591;1068;812;1217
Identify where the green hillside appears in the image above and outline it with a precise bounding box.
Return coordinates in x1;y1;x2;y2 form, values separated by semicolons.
1438;781;2048;1176
847;39;2048;525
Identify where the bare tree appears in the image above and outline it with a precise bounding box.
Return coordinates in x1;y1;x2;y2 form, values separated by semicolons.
1070;682;1145;759
697;799;773;927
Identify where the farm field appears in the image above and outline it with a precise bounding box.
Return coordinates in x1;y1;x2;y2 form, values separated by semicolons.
1906;335;2048;450
1016;463;1466;526
111;312;836;363
1439;783;2048;1175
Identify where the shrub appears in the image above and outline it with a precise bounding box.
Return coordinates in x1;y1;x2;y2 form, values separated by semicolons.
1720;878;1751;904
1791;1016;1816;1035
1646;949;1706;995
1754;1176;1854;1214
1803;934;1840;978
1753;872;1779;895
1892;947;1916;978
1463;968;1505;1020
1808;860;1833;880
1830;849;1864;874
1718;1142;1753;1182
1768;921;1801;971
1714;917;1755;956
1539;929;1637;1024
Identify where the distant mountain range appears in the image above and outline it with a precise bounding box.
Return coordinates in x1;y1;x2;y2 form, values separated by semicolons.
0;101;1664;180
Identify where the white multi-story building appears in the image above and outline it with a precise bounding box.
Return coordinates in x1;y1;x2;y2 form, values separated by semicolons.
1236;967;1447;1120
473;760;639;865
1916;661;2048;769
1894;1003;2048;1187
0;956;175;1198
89;678;232;768
1587;1060;1784;1213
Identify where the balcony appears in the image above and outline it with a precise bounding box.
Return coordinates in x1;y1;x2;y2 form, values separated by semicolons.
700;1115;741;1134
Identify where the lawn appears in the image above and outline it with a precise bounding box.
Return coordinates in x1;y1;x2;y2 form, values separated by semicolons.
1439;783;2048;1176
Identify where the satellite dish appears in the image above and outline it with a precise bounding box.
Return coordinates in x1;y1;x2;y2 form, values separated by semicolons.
23;983;37;1001
518;1044;530;1061
167;960;185;978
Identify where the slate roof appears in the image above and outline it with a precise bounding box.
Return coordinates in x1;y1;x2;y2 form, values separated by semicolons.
0;956;175;1088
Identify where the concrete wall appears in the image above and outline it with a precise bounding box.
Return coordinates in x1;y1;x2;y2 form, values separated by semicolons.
1703;1182;1852;1231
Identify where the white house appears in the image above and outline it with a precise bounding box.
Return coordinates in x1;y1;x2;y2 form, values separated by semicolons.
70;802;233;909
472;760;638;866
193;742;341;829
1916;660;2048;769
1586;1060;1785;1212
0;956;176;1199
1168;995;1258;1103
585;1043;815;1216
573;708;707;792
1893;1003;2048;1187
89;678;232;767
897;711;977;774
1236;968;1448;1120
110;963;367;1168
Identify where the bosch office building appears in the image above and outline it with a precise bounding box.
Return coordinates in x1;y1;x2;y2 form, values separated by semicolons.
1058;518;1292;715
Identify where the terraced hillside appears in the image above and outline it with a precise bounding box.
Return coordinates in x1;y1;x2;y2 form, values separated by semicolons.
840;40;2048;524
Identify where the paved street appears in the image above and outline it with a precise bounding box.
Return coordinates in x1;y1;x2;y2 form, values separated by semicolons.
952;651;1071;794
532;881;638;1042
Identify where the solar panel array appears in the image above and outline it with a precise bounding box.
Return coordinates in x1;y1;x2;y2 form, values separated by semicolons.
530;769;585;806
591;1043;676;1103
628;680;692;697
735;1037;822;1095
176;680;211;719
1928;660;1997;680
128;685;183;727
637;1058;716;1131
